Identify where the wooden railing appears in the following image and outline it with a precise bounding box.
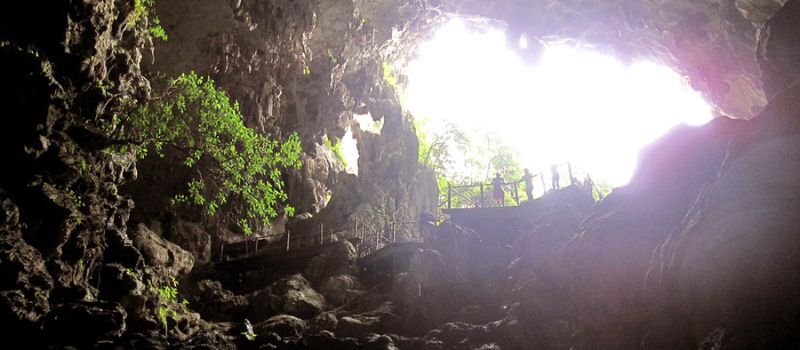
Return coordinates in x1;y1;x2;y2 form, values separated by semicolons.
218;217;420;263
352;218;420;259
442;162;602;209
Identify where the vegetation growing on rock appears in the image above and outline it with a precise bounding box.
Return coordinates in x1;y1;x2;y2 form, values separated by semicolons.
123;72;302;234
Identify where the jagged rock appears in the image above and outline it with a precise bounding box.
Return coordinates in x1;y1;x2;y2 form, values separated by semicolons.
42;301;127;346
393;248;472;333
0;194;53;337
304;240;358;283
310;311;339;332
484;316;528;350
190;279;249;322
103;228;145;270
665;83;800;348
168;219;212;264
757;0;800;98
563;116;742;348
254;314;308;339
307;330;360;350
335;302;401;338
250;274;326;320
131;223;195;276
320;274;363;307
360;333;399;350
98;263;145;302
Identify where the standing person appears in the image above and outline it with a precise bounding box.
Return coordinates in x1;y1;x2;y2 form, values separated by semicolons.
521;168;534;201
491;172;505;207
550;164;560;190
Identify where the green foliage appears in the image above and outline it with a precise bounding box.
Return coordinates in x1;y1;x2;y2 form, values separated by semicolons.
323;135;347;168
592;179;613;200
149;276;187;333
382;62;398;88
414;118;525;207
132;0;168;41
126;71;302;235
303;65;311;75
327;48;338;65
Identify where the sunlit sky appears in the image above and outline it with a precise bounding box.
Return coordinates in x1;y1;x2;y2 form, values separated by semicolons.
404;19;714;187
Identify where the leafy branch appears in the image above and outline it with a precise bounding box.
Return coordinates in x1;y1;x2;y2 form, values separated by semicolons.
124;72;302;234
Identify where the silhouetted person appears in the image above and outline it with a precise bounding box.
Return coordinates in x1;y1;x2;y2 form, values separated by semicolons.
550;164;560;190
521;168;534;201
492;172;505;207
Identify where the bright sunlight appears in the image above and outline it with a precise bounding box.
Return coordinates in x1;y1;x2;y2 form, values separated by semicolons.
405;19;714;187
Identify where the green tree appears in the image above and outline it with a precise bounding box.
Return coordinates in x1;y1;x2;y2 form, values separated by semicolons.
123;72;302;234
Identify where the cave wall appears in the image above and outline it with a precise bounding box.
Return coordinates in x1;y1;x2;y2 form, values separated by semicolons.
1;0;799;347
0;0;148;344
142;0;437;239
132;0;794;238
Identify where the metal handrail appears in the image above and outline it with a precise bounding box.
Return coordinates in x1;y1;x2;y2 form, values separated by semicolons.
219;217;421;262
442;162;601;209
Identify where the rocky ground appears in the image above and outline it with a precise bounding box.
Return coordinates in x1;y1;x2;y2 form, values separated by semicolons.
1;0;800;349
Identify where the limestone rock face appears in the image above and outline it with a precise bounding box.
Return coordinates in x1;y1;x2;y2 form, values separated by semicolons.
0;194;53;337
757;0;800;98
667;83;800;348
563;86;800;348
168;219;212;264
0;0;148;346
131;223;195;276
189;279;249;322
42;301;128;346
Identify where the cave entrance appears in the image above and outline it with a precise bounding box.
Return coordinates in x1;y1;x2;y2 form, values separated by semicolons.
405;18;714;190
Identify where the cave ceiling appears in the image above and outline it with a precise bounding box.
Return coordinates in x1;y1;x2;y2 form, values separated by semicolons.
152;0;790;144
428;0;791;120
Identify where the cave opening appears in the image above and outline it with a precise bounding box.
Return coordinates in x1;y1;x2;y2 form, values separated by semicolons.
405;18;715;188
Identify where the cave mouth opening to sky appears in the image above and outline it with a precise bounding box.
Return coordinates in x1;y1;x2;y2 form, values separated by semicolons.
404;18;714;188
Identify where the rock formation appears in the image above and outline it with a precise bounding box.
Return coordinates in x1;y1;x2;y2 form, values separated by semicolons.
1;0;800;348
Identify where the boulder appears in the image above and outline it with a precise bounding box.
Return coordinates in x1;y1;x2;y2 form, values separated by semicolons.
254;314;307;339
310;311;339;332
131;223;194;276
42;301;127;346
191;279;249;322
168;219;212;263
304;240;357;283
250;274;326;320
320;274;363;306
307;330;360;350
335;302;401;338
360;333;399;350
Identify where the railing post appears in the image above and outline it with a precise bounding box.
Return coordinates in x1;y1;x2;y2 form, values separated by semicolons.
568;162;574;185
219;243;225;263
480;183;484;208
447;185;452;209
540;173;546;193
286;230;291;251
320;223;324;244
